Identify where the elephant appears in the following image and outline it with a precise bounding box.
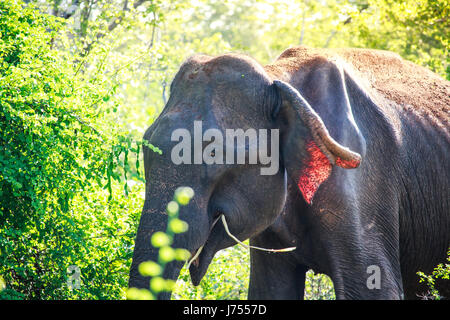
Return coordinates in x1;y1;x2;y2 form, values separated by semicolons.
128;46;450;300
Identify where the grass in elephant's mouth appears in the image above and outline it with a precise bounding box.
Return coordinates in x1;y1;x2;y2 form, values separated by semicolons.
184;214;297;289
220;215;297;253
188;246;203;268
186;214;296;275
186;215;222;270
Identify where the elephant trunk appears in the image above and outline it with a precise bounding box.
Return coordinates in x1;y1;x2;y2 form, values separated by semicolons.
128;213;181;299
128;183;210;299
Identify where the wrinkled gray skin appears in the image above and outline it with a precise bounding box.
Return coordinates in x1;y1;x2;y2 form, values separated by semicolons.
129;48;449;300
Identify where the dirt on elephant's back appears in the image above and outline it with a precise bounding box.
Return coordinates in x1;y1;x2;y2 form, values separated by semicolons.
266;46;450;129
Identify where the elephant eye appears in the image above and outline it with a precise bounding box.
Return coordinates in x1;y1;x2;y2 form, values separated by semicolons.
210;150;215;157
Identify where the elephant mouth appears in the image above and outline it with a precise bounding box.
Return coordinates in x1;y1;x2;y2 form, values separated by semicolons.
188;246;214;286
188;214;226;286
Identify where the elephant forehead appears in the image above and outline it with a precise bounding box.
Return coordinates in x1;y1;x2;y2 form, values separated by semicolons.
179;53;270;84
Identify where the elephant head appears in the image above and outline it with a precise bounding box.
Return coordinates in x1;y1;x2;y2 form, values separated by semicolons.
128;53;362;298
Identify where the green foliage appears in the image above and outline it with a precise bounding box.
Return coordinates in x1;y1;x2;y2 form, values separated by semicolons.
160;0;448;79
343;0;449;79
0;0;153;299
304;270;336;300
417;250;450;300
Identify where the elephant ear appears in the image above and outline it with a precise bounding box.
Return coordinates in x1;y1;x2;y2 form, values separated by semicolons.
273;61;363;204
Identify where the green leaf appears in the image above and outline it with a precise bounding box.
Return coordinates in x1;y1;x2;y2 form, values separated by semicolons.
159;246;175;263
151;232;172;248
168;218;188;234
138;261;162;277
166;201;179;217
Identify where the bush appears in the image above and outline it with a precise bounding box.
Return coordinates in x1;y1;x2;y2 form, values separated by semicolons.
417;250;450;300
0;0;141;299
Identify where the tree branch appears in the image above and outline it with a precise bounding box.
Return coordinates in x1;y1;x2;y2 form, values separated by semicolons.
81;0;150;56
299;8;306;45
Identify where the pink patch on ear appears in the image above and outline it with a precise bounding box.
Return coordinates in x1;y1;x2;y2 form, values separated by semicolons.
335;157;360;169
298;141;332;204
